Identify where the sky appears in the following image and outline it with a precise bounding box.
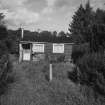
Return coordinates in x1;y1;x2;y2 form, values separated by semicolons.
0;0;105;32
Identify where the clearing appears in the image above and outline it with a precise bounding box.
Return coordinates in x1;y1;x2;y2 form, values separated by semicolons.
0;55;89;105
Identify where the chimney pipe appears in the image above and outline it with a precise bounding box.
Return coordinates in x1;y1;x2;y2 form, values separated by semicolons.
21;28;24;39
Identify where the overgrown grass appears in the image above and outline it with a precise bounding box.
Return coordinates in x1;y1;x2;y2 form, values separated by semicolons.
0;56;105;105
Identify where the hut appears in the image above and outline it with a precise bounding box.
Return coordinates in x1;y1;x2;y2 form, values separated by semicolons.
19;28;74;62
19;40;74;62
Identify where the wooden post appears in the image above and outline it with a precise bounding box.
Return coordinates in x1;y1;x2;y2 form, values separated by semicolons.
49;63;52;81
19;43;23;63
30;43;32;61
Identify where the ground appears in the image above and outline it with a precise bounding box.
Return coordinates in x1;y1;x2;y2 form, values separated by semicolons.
0;55;92;105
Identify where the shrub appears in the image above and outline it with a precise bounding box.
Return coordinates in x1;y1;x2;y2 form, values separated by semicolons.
68;66;78;83
71;43;90;63
0;41;8;58
76;52;105;96
57;54;65;62
0;55;14;95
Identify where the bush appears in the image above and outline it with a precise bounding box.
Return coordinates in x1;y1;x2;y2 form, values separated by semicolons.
0;55;14;95
68;67;78;83
76;52;105;96
0;25;8;40
57;54;65;62
71;43;90;63
0;41;8;58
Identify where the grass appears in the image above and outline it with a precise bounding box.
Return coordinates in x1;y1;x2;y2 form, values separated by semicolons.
0;55;103;105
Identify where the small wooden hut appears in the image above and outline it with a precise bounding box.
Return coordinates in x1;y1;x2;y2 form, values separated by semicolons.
19;40;74;62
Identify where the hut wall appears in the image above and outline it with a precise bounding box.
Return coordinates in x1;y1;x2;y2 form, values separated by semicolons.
19;41;73;62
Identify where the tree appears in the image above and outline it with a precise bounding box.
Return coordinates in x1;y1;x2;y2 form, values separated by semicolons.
69;1;94;44
0;13;8;40
58;31;66;37
39;31;52;42
69;4;85;43
0;13;8;52
0;13;14;96
90;9;105;52
83;1;94;42
0;26;8;40
52;31;57;42
52;31;57;37
58;31;67;42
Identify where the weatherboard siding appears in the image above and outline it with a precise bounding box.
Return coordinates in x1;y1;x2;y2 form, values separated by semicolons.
19;41;74;62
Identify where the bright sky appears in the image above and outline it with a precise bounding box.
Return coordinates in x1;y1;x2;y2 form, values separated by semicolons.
0;0;105;32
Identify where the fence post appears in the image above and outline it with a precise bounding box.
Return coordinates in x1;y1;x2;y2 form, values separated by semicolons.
19;43;23;63
49;63;52;81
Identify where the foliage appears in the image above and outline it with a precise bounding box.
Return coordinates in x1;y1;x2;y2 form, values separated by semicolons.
0;13;8;54
71;43;90;63
0;13;14;95
7;29;73;54
90;9;105;52
68;67;78;83
69;1;105;99
0;41;8;58
57;54;65;62
72;52;105;96
69;4;85;43
0;26;8;40
69;2;94;43
20;30;72;43
0;55;13;95
7;30;20;54
69;2;105;52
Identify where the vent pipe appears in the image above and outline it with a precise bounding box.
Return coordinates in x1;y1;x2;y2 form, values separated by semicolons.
21;28;24;39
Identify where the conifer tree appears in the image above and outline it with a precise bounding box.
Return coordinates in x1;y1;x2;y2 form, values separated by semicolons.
69;4;85;43
69;1;94;44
